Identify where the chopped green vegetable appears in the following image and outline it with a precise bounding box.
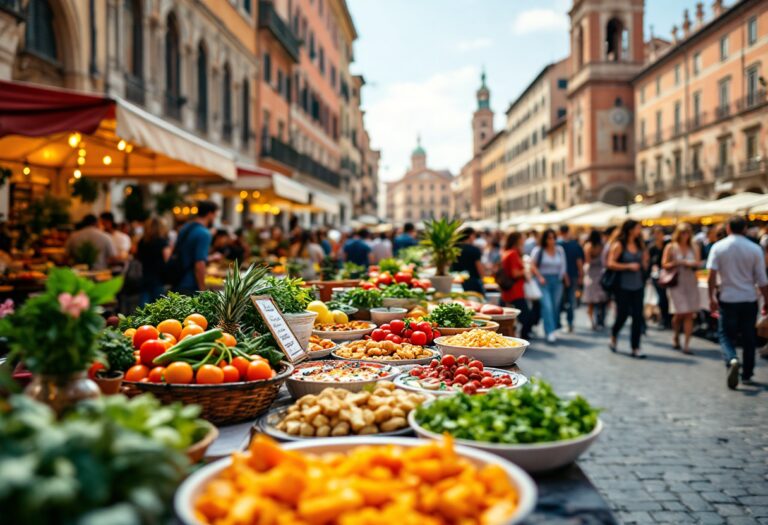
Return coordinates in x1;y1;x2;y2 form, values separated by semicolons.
414;379;600;444
334;288;383;309
426;302;474;328
378;258;402;275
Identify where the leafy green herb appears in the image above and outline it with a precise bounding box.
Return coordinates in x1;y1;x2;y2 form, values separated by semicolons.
414;379;600;444
425;302;474;328
378;258;402;275
338;261;366;280
334;288;383;309
381;283;425;300
96;329;135;373
119;291;221;331
241;276;313;335
234;333;285;368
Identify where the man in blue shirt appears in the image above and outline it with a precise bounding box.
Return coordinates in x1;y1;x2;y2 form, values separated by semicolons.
343;228;373;268
172;200;218;295
393;222;418;256
557;224;584;332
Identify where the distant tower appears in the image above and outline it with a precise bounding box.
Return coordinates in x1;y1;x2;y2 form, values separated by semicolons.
568;0;644;205
472;69;494;155
411;135;427;171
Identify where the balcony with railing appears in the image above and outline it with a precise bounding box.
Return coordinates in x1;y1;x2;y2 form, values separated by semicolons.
687;112;706;131
685;170;704;184
637;137;648;150
714;164;734;181
654;130;663;145
740;158;767;175
262;136;341;188
125;74;145;105
653;179;664;192
258;1;300;62
164;92;184;121
736;90;767;112
715;104;731;121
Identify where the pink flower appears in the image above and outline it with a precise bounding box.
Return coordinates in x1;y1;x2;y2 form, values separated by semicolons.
0;299;14;318
58;291;90;318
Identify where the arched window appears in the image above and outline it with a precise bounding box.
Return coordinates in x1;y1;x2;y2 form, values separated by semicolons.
222;62;232;142
196;42;208;132
165;13;182;119
25;0;57;62
241;78;250;147
124;0;142;79
606;18;624;62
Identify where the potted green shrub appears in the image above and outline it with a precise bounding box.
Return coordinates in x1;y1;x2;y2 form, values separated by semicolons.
0;268;122;414
90;329;136;394
420;218;463;294
243;276;315;349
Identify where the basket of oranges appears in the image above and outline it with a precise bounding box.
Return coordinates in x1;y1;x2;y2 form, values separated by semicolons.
122;314;293;425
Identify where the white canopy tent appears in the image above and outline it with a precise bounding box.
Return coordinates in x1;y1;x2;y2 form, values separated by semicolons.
535;202;617;226
570;204;646;227
629;197;709;221
686;192;768;217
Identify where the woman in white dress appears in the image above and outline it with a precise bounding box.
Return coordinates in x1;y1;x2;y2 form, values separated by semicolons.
662;223;701;354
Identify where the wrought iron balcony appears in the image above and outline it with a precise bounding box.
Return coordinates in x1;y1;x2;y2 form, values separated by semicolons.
687;113;706;131
740;158;767;175
164;92;184;121
637;137;648;150
125;74;145;105
258;1;300;62
736;90;767;112
685;170;704;183
653;179;664;192
654;131;663;145
262;136;341;188
714;164;734;181
715;104;731;121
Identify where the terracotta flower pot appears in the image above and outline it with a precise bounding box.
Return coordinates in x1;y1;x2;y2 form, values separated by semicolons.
94;371;125;395
186;422;219;464
25;372;101;415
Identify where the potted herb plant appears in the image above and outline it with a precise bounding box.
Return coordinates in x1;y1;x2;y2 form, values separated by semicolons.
420;218;463;294
90;329;136;394
0;267;122;414
243;276;315;349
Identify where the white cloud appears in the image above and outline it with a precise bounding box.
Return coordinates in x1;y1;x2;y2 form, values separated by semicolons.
511;8;568;35
365;67;479;186
455;37;492;52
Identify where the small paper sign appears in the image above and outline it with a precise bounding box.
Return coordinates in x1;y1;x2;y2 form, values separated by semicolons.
250;295;308;364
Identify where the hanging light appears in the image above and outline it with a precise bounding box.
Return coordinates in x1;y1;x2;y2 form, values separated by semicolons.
239;190;248;199
173;206;182;215
125;144;134;153
271;206;280;215
117;140;126;151
102;155;112;165
252;190;260;199
182;206;190;215
78;148;87;157
191;206;198;215
73;169;82;179
77;156;86;166
22;164;31;176
68;132;81;148
235;203;244;213
124;186;133;196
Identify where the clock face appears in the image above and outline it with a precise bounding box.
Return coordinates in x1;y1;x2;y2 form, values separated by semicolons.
611;108;630;127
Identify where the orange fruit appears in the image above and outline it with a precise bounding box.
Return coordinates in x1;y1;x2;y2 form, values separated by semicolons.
221;365;241;383
184;313;208;330
132;325;159;350
148;366;166;383
158;333;177;348
180;324;204;340
157;319;183;340
231;356;250;380
246;360;273;381
196;364;224;384
165;362;194;384
123;328;137;339
217;333;237;347
125;364;149;382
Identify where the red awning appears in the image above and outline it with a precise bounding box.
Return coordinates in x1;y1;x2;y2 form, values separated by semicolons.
0;80;115;138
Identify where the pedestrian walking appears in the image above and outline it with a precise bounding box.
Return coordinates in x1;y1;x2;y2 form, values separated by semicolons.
500;232;533;339
557;225;584;333
342;229;373;268
393;223;418;256
370;232;393;263
530;229;567;343
607;219;648;358
648;227;672;329
170;200;218;295
452;227;485;295
707;215;768;389
135;217;171;306
662;223;701;354
582;229;608;330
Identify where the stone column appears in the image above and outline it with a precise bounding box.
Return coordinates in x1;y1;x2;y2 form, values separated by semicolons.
0;13;22;80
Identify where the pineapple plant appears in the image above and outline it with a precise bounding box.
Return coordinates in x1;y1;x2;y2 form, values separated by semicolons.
420;217;464;276
213;262;272;335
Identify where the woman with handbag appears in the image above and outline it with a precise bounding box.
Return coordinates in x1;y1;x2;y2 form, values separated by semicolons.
530;229;568;343
661;222;701;354
607;219;648;358
500;232;533;339
583;230;608;330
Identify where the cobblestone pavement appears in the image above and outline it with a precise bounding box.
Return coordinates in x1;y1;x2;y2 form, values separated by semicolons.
517;308;768;525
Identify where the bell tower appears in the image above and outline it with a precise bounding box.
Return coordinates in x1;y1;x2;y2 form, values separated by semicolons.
567;0;644;205
472;69;494;155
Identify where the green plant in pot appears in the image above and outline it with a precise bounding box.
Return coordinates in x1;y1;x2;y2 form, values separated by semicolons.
90;329;136;394
242;275;315;348
0;267;123;414
420;217;463;294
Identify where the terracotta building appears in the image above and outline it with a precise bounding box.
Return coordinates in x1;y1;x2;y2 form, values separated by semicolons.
386;140;454;225
455;71;494;220
479;129;507;221
634;0;768;201
567;0;645;206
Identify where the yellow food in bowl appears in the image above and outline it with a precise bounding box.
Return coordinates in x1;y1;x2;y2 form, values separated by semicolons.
194;435;519;524
441;329;522;348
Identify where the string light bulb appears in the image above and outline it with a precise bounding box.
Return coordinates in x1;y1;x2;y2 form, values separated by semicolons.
77;156;86;166
78;148;86;157
68;132;81;148
239;190;248;199
173;206;181;215
102;155;112;165
22;164;31;176
252;190;260;199
125;144;133;153
117;140;126;151
73;169;82;179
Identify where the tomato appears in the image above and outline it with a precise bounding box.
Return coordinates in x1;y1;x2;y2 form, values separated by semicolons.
455;365;470;377
217;332;237;347
157;319;183;340
432;330;441;339
360;282;378;290
196;364;224;384
453;373;469;385
413;279;431;290
429;359;439;368
410;330;427;346
246;359;273;381
403;328;414;339
231;356;251;379
481;376;496;388
88;361;105;380
133;325;159;350
462;384;477;395
139;339;167;366
125;364;149;382
385;334;402;344
379;324;391;332
394;272;412;285
221;365;241;383
371;329;386;342
456;355;469;365
165;362;194;384
441;354;456;367
148;366;166;383
389;320;405;334
414;321;431;333
468;360;484;371
375;272;393;286
184;313;208;330
180;323;204;340
158;333;176;348
123;328;137;339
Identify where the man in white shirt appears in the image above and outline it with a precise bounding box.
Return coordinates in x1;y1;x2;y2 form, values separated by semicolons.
100;212;131;260
707;215;768;389
65;214;117;270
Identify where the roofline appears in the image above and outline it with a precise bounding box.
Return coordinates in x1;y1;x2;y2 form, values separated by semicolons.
633;0;758;82
333;0;358;41
547;116;568;134
481;129;507;152
505;61;563;116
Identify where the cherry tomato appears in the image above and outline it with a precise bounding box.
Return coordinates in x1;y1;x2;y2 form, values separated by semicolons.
389;320;405;335
429;359;439;368
403;328;414;339
133;325;159;350
231;356;251;379
469;360;484;371
125;364;149;382
410;330;427;346
196;364;224;384
441;354;456;367
360;282;378;290
481;376;496;388
379;324;391;332
148;366;166;383
371;329;386;342
453;374;469;385
455;365;470;377
456;355;469;365
246;360;273;381
385;334;402;344
139;339;167;366
462;384;477;395
375;272;393;286
165;362;194;384
222;365;241;383
432;330;441;339
88;361;105;380
394;272;412;284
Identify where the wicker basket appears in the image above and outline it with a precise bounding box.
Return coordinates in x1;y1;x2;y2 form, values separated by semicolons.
122;362;294;425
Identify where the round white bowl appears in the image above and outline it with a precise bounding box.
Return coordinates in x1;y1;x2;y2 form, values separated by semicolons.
331;345;441;366
286;360;400;398
174;436;537;525
306;342;339;359
409;410;604;474
393;367;528;396
312;322;376;342
433;335;529;368
489;307;521;321
369;306;408;325
437;319;500;335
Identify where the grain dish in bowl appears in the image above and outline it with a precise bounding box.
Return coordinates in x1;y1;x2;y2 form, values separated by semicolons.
332;339;439;365
312;321;376;342
286;360;400;398
434;329;529;367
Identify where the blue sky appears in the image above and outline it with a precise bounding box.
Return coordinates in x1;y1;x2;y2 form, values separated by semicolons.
347;0;731;183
